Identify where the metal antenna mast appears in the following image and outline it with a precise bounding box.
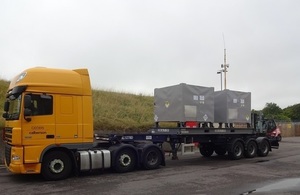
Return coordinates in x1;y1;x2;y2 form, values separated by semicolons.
221;33;229;89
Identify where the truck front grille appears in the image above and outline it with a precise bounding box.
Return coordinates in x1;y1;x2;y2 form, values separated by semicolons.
4;127;12;144
5;144;11;166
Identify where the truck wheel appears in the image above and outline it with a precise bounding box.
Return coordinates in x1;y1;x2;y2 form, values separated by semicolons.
199;144;214;157
228;141;244;160
244;140;257;158
214;146;227;156
142;147;162;170
114;149;136;173
41;151;72;180
258;139;270;157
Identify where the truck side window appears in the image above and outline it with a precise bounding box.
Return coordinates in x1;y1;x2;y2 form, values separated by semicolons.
29;94;53;116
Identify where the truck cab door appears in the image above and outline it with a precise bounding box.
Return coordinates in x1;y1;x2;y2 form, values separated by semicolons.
22;93;56;163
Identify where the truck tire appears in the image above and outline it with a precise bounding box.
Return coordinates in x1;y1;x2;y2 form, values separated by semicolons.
257;139;270;157
41;151;72;181
228;141;244;160
142;147;162;170
199;144;214;157
214;146;227;156
244;140;257;158
114;148;136;173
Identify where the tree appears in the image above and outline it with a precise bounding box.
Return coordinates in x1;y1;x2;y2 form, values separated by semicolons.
283;103;300;121
262;103;282;118
261;102;290;121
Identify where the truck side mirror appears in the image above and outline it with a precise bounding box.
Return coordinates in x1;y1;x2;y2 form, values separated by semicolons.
2;101;9;118
2;113;8;119
24;108;32;122
4;101;9;112
24;95;31;109
24;108;32;116
23;95;32;122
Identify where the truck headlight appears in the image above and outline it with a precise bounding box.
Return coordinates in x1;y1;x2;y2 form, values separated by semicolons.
12;155;20;161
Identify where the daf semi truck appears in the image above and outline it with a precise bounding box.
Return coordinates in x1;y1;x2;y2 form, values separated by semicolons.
2;67;279;180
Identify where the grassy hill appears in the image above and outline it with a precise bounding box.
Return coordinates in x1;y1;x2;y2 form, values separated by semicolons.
0;79;155;132
93;90;154;133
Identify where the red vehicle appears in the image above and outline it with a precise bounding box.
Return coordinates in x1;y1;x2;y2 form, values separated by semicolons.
263;118;282;142
267;127;282;142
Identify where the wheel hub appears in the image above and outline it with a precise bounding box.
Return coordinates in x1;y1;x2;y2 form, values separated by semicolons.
120;154;131;167
49;159;64;174
235;146;242;156
147;152;158;165
249;145;255;155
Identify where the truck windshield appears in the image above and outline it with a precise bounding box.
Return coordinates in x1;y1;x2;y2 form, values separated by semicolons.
6;94;22;120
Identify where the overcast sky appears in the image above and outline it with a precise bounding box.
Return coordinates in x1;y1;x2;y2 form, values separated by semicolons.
1;0;299;110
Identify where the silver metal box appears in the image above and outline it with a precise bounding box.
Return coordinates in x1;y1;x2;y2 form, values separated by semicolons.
154;83;214;122
77;150;111;171
214;89;251;123
101;150;111;168
77;151;89;171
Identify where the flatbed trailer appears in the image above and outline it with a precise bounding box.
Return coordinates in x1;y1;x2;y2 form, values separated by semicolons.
2;67;279;181
119;122;279;161
105;113;279;162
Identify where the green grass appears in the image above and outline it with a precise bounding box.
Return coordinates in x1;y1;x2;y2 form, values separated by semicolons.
93;90;155;133
0;79;155;132
0;80;154;165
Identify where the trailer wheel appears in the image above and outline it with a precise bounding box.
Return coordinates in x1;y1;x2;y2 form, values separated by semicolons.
244;140;257;158
258;139;270;157
199;144;214;157
228;141;244;160
41;151;72;181
114;148;136;173
214;146;227;156
142;147;162;170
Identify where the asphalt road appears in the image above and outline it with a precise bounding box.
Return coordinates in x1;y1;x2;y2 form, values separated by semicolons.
1;137;300;195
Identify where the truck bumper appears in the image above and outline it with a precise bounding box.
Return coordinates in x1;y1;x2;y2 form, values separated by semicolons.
5;144;41;174
6;162;41;174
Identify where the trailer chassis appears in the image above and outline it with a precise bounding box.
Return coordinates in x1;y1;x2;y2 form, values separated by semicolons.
116;126;279;160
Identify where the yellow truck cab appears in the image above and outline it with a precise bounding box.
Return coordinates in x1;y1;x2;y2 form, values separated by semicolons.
3;67;165;180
